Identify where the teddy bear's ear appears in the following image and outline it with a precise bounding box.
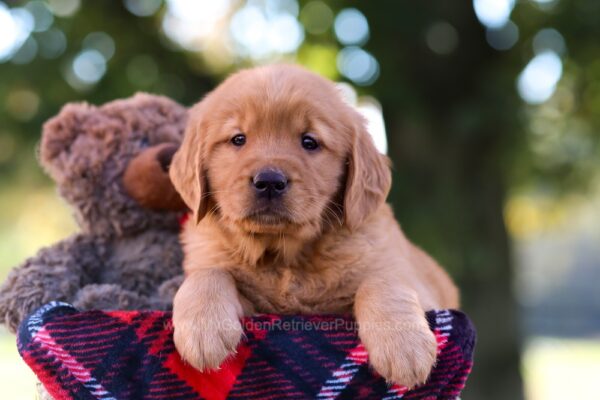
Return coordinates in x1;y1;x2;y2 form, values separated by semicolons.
39;102;93;183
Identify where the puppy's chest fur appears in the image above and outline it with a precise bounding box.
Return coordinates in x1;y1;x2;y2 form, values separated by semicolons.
185;226;365;315
226;227;370;315
229;259;361;315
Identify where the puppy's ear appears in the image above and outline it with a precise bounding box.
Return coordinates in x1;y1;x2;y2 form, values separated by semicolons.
169;107;209;223
344;113;392;231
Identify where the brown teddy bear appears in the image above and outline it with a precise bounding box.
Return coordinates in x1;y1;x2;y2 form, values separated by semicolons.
0;93;188;333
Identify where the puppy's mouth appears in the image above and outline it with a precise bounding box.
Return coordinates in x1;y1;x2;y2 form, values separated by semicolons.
246;207;291;225
248;211;291;225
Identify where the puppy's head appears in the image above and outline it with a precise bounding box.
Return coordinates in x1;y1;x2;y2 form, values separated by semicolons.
171;65;391;238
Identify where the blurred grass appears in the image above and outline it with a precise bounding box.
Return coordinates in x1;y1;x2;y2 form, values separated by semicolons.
0;327;37;399
0;183;76;282
523;337;600;400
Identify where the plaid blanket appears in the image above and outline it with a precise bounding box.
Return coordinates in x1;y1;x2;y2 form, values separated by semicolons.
17;302;475;400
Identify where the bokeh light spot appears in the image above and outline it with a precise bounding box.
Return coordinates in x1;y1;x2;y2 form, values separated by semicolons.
300;1;334;35
334;8;369;46
357;98;387;154
486;20;519;50
337;46;379;86
124;0;162;17
11;8;35;33
25;1;54;32
83;32;115;60
530;0;559;11
11;36;38;64
37;28;67;59
0;5;20;60
297;43;339;79
473;0;515;28
268;14;304;53
168;0;231;21
533;28;566;56
72;49;107;84
230;5;268;57
265;0;299;18
0;5;34;62
162;0;233;51
517;51;563;104
6;89;40;121
334;84;386;153
230;2;304;59
47;0;80;17
426;22;459;55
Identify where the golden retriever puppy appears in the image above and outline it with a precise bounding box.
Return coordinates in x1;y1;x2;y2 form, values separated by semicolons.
170;64;459;388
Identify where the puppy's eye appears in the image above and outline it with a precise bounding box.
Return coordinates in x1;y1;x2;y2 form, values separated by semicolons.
231;133;246;146
301;134;319;151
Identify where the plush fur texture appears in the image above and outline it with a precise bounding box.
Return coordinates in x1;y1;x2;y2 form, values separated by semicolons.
123;142;187;211
0;93;187;334
170;65;460;389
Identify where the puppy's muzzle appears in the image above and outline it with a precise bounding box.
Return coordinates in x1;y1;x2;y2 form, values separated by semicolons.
252;169;288;200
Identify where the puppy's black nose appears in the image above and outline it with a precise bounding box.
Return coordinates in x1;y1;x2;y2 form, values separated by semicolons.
253;169;288;199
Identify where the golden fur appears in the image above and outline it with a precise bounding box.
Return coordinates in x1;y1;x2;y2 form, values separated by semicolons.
170;64;459;388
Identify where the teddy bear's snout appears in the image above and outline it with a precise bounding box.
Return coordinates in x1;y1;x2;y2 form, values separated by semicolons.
123;143;187;211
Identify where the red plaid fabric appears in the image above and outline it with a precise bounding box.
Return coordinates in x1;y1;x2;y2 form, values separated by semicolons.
18;302;475;399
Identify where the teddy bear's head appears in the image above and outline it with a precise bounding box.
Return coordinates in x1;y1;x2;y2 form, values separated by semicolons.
40;93;188;236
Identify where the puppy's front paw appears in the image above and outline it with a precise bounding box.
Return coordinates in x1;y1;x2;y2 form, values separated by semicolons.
173;303;243;371
361;319;437;389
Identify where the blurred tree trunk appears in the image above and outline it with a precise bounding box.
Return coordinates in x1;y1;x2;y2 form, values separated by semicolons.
356;1;525;398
